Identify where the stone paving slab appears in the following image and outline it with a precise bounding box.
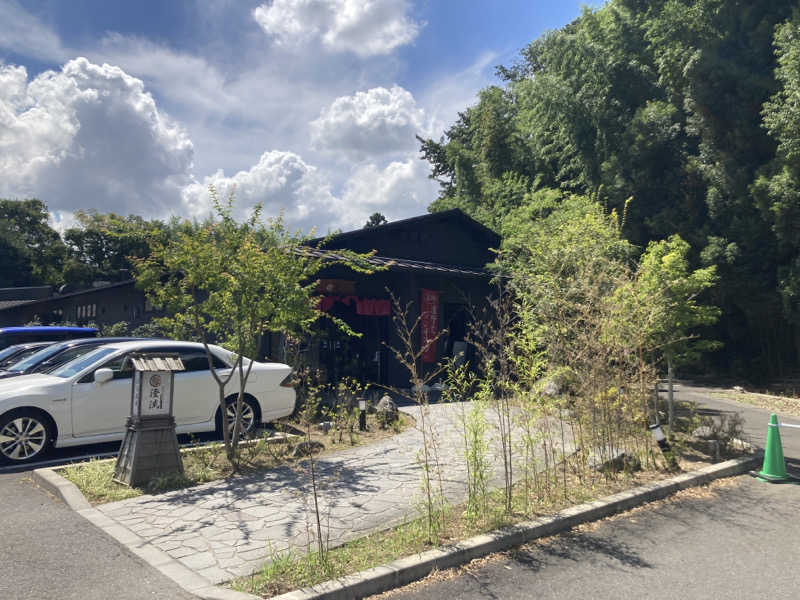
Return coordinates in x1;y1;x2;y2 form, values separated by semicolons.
95;402;556;584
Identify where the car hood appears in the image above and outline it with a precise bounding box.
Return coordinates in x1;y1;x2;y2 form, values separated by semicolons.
0;373;65;399
0;369;26;379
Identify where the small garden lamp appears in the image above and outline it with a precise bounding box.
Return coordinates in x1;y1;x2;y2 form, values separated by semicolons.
649;423;670;451
358;397;367;431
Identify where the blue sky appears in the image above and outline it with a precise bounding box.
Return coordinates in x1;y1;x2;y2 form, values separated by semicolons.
0;0;587;233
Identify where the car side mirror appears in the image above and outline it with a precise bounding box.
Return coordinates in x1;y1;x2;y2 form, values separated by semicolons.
94;368;114;384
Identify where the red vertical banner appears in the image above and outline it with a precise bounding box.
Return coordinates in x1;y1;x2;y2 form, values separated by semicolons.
420;289;440;363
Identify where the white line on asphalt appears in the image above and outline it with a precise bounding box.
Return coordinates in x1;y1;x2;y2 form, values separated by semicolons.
768;422;800;429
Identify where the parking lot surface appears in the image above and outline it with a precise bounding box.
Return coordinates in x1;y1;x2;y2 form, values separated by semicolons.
0;470;196;600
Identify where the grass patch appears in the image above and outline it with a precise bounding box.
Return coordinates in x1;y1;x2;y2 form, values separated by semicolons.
711;389;800;417
60;412;413;504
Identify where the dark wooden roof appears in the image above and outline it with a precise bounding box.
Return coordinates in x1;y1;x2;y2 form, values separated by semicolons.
312;209;500;246
310;209;500;269
0;286;52;301
310;208;500;246
300;248;493;278
0;281;135;312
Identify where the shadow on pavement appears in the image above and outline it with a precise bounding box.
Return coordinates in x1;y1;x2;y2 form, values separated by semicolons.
511;531;653;572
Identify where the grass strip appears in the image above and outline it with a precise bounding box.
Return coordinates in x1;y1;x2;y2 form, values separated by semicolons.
711;390;800;417
60;413;412;504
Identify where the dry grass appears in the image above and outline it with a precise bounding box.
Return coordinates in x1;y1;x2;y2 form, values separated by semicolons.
711;389;800;417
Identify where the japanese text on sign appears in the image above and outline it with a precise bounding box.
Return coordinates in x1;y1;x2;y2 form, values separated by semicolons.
140;370;171;416
420;289;440;363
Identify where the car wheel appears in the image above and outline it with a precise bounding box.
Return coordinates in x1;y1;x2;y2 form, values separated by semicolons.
217;396;260;437
0;409;53;465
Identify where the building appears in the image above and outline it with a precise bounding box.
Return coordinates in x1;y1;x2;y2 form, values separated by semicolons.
293;209;500;388
0;281;154;329
0;209;500;388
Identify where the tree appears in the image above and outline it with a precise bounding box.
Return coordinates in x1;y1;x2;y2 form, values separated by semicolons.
420;0;800;377
500;194;664;480
134;187;376;468
0;199;66;286
754;16;800;343
363;212;388;228
63;211;169;285
610;235;720;429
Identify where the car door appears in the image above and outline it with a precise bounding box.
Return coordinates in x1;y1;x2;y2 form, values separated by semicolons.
171;348;231;425
70;352;135;437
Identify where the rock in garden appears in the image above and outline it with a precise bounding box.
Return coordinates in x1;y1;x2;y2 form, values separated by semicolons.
543;380;561;396
317;421;334;433
692;425;716;439
590;452;641;474
291;440;325;458
375;395;398;427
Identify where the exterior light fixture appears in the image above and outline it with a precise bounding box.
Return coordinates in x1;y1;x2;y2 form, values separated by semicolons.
649;423;671;452
358;398;367;431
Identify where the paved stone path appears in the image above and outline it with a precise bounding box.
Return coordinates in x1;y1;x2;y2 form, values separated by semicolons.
97;403;552;584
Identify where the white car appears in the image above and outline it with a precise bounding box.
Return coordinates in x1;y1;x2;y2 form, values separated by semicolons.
0;340;296;465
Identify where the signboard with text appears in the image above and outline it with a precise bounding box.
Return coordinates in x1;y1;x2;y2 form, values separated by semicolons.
420;289;440;363
131;369;174;417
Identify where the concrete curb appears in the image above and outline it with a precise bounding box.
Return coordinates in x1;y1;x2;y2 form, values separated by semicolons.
32;466;261;600
33;466;92;511
268;454;760;600
35;454;759;600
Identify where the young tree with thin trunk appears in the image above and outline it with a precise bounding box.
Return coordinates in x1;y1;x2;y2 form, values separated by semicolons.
134;187;375;469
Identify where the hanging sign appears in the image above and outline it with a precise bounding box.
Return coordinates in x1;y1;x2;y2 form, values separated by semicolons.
420;289;440;363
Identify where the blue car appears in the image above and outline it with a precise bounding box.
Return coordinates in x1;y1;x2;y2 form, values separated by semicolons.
0;326;98;351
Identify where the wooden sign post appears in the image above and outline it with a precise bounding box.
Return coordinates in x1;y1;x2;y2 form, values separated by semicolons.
114;353;185;487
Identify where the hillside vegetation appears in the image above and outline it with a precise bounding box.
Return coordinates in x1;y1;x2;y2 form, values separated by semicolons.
419;0;800;378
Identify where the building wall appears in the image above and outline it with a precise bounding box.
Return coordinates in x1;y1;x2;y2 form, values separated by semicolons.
313;264;493;389
0;283;158;329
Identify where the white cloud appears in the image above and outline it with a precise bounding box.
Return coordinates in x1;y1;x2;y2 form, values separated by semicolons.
92;34;235;117
253;0;420;57
0;58;194;216
0;3;477;235
0;0;69;63
419;51;498;136
181;150;342;231
340;156;437;226
181;150;437;233
48;210;80;234
310;85;427;159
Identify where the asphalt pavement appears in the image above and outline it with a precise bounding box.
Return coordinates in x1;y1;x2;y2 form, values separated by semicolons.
380;383;800;600
2;383;797;600
675;382;800;476
0;471;198;600
382;474;799;600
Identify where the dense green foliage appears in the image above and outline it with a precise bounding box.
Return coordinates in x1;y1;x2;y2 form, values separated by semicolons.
420;0;800;377
0;198;184;290
0;199;66;287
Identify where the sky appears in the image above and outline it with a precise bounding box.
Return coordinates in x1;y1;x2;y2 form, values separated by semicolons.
0;0;587;234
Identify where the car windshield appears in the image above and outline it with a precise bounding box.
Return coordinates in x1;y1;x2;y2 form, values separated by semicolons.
5;343;68;372
49;347;119;379
2;346;51;370
0;346;22;362
34;345;101;373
